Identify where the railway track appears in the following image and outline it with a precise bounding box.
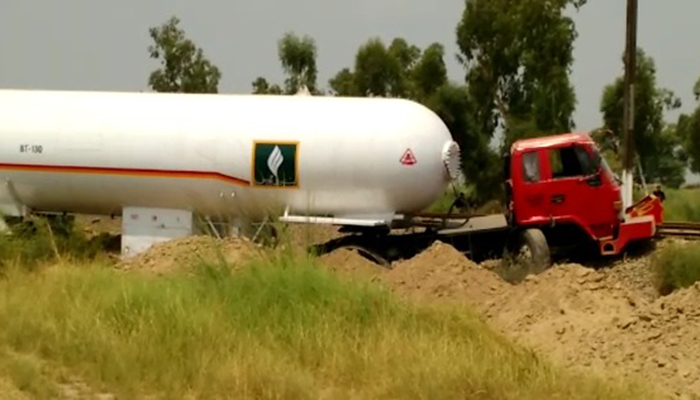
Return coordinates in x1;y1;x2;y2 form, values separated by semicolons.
657;222;700;239
412;213;700;240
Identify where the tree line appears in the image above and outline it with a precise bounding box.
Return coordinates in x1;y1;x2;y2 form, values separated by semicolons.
145;2;700;205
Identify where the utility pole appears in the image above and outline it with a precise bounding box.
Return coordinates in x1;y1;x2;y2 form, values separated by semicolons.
621;0;638;210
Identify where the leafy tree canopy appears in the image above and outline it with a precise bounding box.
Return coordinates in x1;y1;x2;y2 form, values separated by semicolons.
251;77;282;95
600;48;686;188
328;37;448;101
250;32;319;95
677;74;700;175
456;0;586;153
278;32;319;94
328;68;359;96
147;16;221;93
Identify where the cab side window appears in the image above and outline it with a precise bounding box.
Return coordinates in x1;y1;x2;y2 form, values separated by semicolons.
522;151;540;183
549;146;593;179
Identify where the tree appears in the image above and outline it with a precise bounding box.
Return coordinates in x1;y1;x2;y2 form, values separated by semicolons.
678;75;700;174
329;37;448;100
388;38;421;73
387;38;421;97
600;49;686;188
328;68;359;96
456;0;586;153
411;43;448;101
251;77;282;94
278;32;318;94
147;16;221;93
250;32;316;96
353;38;402;97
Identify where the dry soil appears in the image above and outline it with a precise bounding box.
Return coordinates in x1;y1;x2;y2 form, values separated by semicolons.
117;235;261;275
318;239;700;399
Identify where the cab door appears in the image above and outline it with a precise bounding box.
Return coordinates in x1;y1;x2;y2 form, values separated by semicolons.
511;149;548;224
543;144;613;239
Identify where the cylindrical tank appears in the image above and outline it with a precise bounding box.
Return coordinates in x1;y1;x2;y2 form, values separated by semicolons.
0;89;459;222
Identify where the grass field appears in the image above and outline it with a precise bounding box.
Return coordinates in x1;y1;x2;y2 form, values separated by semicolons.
650;187;700;294
652;241;700;295
0;230;657;399
657;187;700;222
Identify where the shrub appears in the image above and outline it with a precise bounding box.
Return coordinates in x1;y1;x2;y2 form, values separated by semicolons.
0;215;115;272
652;242;700;295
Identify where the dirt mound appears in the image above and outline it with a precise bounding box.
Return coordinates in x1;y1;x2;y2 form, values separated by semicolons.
482;264;642;365
115;234;700;398
381;241;509;308
632;282;700;396
595;256;658;301
318;248;386;279
473;263;700;399
119;235;260;274
316;239;700;398
661;281;700;314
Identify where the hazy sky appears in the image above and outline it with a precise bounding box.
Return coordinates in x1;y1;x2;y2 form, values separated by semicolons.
1;0;698;134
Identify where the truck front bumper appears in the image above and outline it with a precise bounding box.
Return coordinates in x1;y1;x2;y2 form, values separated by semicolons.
599;215;656;256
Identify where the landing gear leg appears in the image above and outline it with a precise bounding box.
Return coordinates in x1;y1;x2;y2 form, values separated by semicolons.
309;235;392;269
251;221;279;247
340;244;390;268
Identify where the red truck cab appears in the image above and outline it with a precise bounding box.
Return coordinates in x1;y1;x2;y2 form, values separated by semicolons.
506;133;659;258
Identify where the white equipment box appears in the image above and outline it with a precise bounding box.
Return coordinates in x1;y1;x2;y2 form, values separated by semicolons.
121;207;196;258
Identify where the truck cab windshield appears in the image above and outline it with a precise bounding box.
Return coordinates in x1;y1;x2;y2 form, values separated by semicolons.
589;145;620;184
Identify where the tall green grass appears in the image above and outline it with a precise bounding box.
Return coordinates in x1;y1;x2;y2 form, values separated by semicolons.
652;242;700;295
0;215;657;398
660;188;700;222
633;186;700;222
0;252;655;399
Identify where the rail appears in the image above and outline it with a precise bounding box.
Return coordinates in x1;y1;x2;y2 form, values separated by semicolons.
657;222;700;239
410;215;700;240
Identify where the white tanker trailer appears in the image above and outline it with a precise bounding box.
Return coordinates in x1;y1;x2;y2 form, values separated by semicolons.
0;89;462;256
0;88;661;272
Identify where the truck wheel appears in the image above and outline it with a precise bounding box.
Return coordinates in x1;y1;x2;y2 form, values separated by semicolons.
513;228;551;275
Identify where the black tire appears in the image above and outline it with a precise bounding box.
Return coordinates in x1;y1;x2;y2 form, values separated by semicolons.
512;228;551;275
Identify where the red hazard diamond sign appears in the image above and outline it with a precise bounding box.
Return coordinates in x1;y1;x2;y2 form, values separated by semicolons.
400;148;417;165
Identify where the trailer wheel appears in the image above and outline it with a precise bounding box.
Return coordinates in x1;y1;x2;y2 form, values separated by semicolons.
512;228;551;275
